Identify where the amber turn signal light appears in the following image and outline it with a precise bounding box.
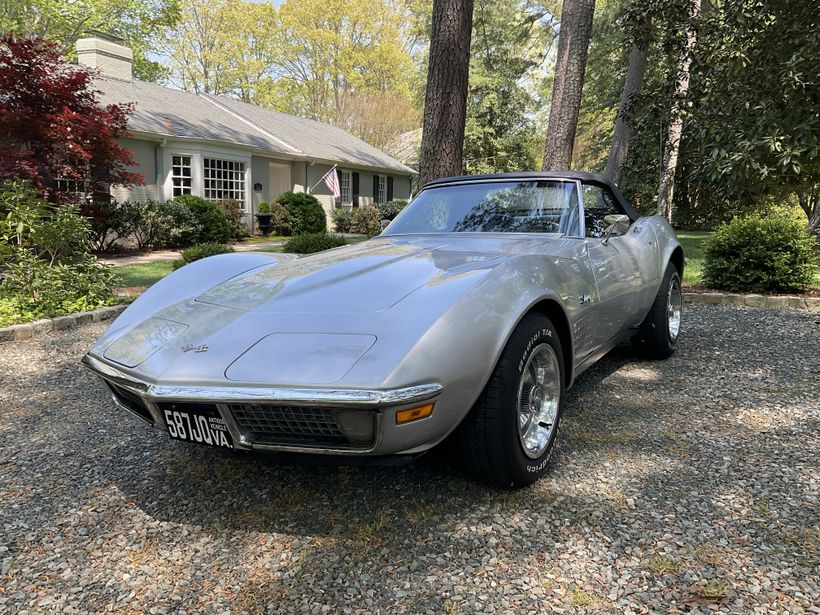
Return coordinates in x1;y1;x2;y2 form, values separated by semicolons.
395;403;434;424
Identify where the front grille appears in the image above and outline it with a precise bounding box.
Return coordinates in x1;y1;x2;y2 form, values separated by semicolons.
228;404;364;448
108;383;154;423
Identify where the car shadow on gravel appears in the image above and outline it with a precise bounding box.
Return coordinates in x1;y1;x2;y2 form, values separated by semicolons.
107;343;639;537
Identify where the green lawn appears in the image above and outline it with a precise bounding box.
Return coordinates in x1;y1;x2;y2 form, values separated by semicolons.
113;260;175;288
677;231;712;287
238;235;290;244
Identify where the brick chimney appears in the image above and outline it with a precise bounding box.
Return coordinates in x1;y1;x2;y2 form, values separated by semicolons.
76;31;133;80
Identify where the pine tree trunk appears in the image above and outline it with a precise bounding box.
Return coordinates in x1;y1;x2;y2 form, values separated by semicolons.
657;0;701;222
541;0;595;171
604;34;649;185
418;0;474;188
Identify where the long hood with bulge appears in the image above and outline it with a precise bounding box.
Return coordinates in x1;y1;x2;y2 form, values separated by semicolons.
94;235;564;389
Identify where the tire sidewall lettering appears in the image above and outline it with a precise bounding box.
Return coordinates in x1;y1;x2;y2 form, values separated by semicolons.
517;328;553;373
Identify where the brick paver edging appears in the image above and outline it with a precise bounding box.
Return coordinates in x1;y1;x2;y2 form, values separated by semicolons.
0;304;127;342
2;292;818;342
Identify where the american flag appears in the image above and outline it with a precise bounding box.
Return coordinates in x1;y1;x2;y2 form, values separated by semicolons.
324;166;340;199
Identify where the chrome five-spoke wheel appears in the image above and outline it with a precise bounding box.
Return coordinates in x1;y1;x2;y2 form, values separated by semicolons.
517;343;561;459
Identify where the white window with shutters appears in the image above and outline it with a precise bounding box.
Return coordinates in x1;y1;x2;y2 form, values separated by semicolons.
340;170;352;205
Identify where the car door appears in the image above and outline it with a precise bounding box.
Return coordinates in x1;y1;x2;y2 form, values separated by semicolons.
581;183;655;350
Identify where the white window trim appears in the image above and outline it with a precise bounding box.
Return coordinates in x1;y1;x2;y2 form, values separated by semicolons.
203;157;247;204
339;169;352;206
377;174;386;205
161;145;252;212
171;154;193;197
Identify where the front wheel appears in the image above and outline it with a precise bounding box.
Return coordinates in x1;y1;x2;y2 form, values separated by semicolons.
632;263;682;359
456;313;565;488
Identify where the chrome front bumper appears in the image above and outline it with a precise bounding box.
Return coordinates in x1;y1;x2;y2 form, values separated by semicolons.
82;353;443;456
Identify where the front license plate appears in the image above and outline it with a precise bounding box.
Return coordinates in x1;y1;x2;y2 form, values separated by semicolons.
162;403;234;449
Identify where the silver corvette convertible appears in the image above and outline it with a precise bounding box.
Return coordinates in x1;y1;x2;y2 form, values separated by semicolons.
83;172;684;487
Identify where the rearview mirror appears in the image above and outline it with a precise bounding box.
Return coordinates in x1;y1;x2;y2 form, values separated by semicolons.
601;214;630;245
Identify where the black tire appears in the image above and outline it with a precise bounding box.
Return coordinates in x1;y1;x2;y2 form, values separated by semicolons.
632;263;682;359
456;313;565;488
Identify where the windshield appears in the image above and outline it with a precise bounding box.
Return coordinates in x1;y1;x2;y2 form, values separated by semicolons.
384;180;582;236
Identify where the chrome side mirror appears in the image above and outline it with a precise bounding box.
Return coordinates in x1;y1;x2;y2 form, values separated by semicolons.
601;214;630;245
379;219;391;232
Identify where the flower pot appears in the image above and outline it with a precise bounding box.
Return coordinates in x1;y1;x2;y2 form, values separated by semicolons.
255;213;274;236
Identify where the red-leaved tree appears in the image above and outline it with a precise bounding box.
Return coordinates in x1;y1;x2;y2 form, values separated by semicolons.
0;36;143;201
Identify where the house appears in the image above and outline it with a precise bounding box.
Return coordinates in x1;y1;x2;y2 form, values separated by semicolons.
76;34;416;229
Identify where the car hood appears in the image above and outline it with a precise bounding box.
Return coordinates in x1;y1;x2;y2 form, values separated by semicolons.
193;234;524;313
94;234;561;388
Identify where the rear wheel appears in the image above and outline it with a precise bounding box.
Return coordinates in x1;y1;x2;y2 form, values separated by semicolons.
632;263;682;359
457;313;564;488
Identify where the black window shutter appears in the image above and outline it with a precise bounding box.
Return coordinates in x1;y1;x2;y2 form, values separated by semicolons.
387;176;394;202
352;172;359;207
372;174;379;203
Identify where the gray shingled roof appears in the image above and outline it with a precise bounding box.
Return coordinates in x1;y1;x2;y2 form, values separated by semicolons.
95;76;414;175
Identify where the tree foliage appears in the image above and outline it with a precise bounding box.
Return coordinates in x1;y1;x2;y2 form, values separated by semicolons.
164;0;276;99
463;0;547;174
686;0;820;230
164;0;419;148
0;0;180;81
0;37;143;200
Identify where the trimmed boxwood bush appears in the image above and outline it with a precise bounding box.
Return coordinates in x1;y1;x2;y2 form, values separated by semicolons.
173;194;232;244
331;208;353;233
702;215;818;293
172;242;234;269
276;192;326;235
349;205;382;236
283;232;347;254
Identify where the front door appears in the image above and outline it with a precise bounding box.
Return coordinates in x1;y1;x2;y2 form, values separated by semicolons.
269;163;292;203
582;184;647;349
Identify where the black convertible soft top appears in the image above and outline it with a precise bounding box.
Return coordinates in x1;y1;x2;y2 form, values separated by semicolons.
421;171;641;222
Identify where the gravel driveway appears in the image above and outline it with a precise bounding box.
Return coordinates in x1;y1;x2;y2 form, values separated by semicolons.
1;305;818;614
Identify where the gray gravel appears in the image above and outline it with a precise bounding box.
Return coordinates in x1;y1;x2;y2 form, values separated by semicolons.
1;304;818;614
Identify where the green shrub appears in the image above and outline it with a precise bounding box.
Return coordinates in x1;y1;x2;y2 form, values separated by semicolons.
331;208;353;233
2;181;90;262
130;200;201;249
702;215;818;293
349;205;382;236
282;232;347;254
216;198;249;241
269;202;292;235
257;200;271;214
0;250;118;324
173;194;232;244
172;243;235;270
379;199;408;221
276;192;326;235
0;180;118;324
82;199;139;252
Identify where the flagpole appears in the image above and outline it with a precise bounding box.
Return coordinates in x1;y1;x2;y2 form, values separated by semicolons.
309;164;338;193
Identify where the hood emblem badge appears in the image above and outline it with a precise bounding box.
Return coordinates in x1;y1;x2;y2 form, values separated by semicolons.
580;294;592;305
182;343;209;353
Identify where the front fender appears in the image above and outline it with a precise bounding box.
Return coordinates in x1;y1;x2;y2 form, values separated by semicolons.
381;256;576;445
